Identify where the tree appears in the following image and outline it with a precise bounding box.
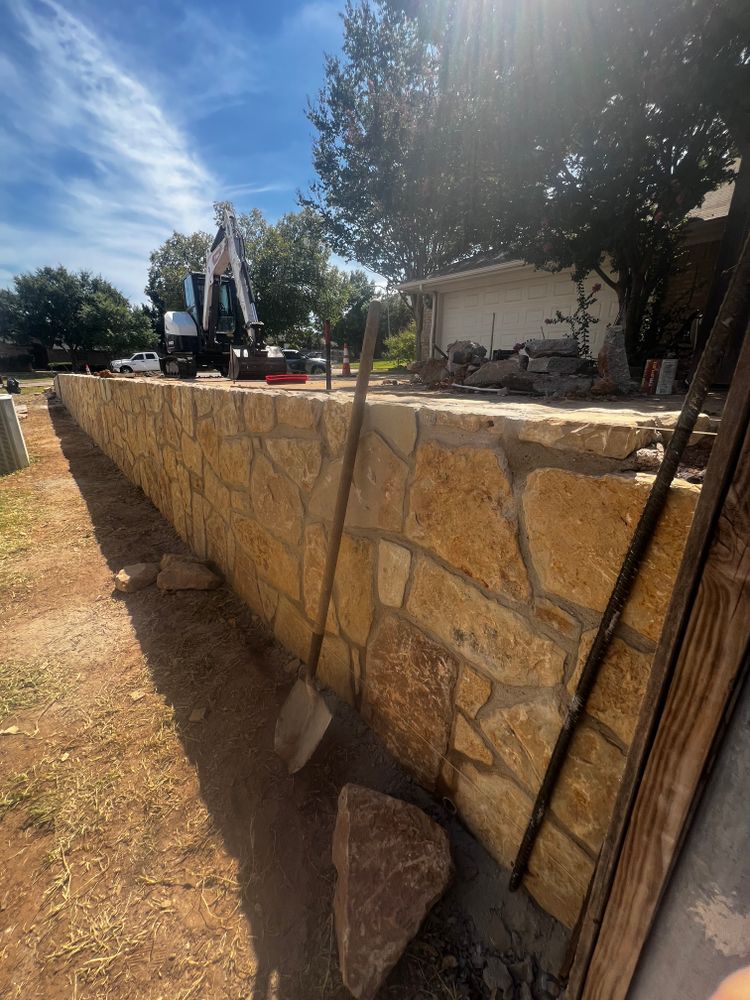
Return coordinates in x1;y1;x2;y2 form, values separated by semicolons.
71;275;157;365
331;269;376;353
383;324;416;365
145;231;212;315
304;0;486;357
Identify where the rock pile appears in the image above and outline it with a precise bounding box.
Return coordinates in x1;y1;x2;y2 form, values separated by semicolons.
113;553;222;593
464;338;593;397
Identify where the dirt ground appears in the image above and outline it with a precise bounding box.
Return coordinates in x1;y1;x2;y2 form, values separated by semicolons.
0;393;565;1000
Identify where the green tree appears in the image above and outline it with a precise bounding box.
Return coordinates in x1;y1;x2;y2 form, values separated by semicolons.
383;324;416;365
331;269;376;353
304;0;484;357
145;230;212;315
72;275;157;364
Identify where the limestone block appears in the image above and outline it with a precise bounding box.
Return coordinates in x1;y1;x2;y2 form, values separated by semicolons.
242;391;275;434
218;437;252;488
170;385;194;436
453;715;493;765
334;534;375;645
482;699;564;791
366;402;417;456
258;580;278;622
266;437;322;492
454;764;593;928
523;469;699;642
250;453;303;545
524;338;579;358
407;558;565;686
465;358;521;386
569;632;652;745
203;464;231;517
233;545;263;615
274;596;313;663
204;506;228;571
215;392;242;436
364;614;459;787
194;387;214;417
319;633;354;705
157;560;221;591
196;417;219;471
533;598;579;640
233;514;300;600
114;562;159;593
551;725;625;853
322;397;352;456
377;541;411;608
275;393;321;430
406;442;530;600
191;493;207;559
518;418;653;460
181;432;203;477
527;356;581;375
302;522;337;629
455;667;492;719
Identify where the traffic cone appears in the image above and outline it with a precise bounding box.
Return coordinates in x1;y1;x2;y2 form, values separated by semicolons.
85;364;92;375
342;342;351;376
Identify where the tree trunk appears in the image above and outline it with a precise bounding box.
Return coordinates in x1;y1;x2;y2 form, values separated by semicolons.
622;272;645;365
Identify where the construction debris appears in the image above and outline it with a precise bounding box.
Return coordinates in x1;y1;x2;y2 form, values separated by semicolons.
332;784;452;1000
524;337;579;358
114;562;159;593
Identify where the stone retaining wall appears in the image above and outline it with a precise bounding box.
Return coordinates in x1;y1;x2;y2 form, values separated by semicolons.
56;375;698;927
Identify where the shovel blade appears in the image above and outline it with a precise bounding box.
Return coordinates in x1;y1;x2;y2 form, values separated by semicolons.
274;678;333;774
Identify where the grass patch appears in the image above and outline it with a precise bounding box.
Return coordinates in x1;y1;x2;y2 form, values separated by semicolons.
0;658;62;719
0;490;32;561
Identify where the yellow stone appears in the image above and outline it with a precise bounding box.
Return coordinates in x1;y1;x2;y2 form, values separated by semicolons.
351;433;409;532
218;437;252;488
482;699;564;791
533;598;580;641
366;401;417;456
233;514;300;600
322;397;351;456
377;540;411;607
196;417;219;471
453;715;493;765
523;470;699;642
407;557;565;686
203;464;231;517
214;392;242;436
181;432;203;478
250;453;303;545
266;437;322;492
242;390;275;434
406;442;530;600
274;597;313;663
334;534;375;645
257;579;278;623
319;633;354;705
455;667;492;719
275;393;321;430
302;522;338;630
232;545;263;615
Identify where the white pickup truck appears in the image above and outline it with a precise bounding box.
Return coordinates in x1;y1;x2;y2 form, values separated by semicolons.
110;351;162;373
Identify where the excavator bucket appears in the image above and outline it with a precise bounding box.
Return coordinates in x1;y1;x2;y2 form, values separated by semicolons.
228;346;287;381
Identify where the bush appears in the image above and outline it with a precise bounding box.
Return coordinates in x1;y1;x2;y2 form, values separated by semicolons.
383;325;416;366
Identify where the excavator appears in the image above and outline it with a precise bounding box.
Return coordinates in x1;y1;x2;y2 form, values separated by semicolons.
161;206;286;379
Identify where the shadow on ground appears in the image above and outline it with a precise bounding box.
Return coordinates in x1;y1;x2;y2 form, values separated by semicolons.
48;399;566;1000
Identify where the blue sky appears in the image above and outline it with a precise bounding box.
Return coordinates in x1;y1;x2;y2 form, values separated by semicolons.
0;0;346;300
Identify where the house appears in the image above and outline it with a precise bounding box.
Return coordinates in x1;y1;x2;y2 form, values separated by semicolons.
399;176;734;360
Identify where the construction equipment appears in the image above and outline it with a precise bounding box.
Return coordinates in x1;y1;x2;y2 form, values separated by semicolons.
274;300;382;773
162;206;286;380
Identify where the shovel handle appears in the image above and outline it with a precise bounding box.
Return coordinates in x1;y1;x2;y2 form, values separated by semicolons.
307;300;383;679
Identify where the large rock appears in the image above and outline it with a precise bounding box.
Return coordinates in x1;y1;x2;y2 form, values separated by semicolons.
265;437;322;492
527;356;582;375
597;325;632;392
377;540;411;608
482;698;564;791
250;453;303;545
524;338;579;358
417;358;450;386
233;514;300;600
114;562;159;593
406;441;531;601
334;534;375;645
364;614;459;786
157;558;221;591
464;358;521;386
332;784;452;1000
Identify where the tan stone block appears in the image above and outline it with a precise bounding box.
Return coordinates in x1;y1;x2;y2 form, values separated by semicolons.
170;385;195;435
179;432;201;477
366;401;417;456
523;470;699;642
274;597;313;663
334;534;375;645
533;598;579;641
194;387;214;417
406;442;530;601
322;397;352;456
453;715;493;765
205;506;228;571
454;763;593;928
233;545;263;615
377;540;411;608
518;418;653;460
196;417;219;471
482;698;564;791
250;453;303;545
275;393;321;430
308;458;342;520
258;579;278;623
218;437;252;488
203;464;231;518
230;487;253;515
551;725;625;853
266;437;322;492
352;433;409;531
319;633;354;705
233;514;300;601
242;390;275;434
364;614;459;787
407;558;565;686
215;392;242;436
455;667;492;719
303;523;337;630
569;631;652;745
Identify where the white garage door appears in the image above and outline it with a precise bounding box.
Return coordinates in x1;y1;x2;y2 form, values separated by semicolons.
438;270;619;357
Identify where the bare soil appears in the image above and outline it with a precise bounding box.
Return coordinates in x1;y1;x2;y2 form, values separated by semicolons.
0;393;558;1000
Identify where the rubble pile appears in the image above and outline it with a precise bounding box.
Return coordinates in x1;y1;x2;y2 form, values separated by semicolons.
462;337;594;398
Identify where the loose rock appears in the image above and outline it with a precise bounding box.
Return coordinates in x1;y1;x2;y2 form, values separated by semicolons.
160;552;204;570
332;784;452;1000
526;356;581;375
114;562;159;593
524;338;579;358
483;957;513;993
157;559;221;591
597;325;632;392
417;358;450;386
464;358;520;386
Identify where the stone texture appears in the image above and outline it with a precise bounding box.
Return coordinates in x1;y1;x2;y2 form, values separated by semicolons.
518;418;653;460
377;540;411;608
453;764;594;927
524;338;579;358
597;325;632;391
332;785;452;1000
533;598;579;641
319;633;354;705
233;514;299;600
551;725;625;852
114;562;159;593
351;433;409;532
250;452;303;545
453;714;493;765
406;442;530;600
274;597;313;663
527;356;582;375
275;393;320;430
232;545;262;615
241;391;275;434
367;402;418;456
302;522;337;630
455;667;492;719
203;463;231;515
365;615;459;787
407;558;565;686
214;392;242;436
157;559;221;591
258;579;279;622
334;534;374;645
569;632;653;745
523;469;699;642
265;437;322;492
322;398;351;455
482;699;564;791
465;358;521;386
418;358;450;385
218;437;251;487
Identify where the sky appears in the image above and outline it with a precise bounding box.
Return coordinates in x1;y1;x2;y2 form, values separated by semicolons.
0;0;347;301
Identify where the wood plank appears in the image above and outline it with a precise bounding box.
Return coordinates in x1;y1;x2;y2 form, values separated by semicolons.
567;327;750;997
580;392;750;997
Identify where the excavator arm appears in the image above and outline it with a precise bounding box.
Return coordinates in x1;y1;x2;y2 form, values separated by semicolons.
202;207;264;346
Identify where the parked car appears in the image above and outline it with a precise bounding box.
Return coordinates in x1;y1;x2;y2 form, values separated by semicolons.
282;349;329;376
110;351;162;373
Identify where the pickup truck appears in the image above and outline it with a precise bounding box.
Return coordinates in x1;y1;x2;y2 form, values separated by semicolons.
110;351;162;373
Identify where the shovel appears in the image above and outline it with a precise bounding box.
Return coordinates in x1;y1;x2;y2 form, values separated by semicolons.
274;300;383;773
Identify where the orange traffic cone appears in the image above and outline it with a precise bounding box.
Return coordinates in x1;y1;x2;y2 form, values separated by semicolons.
85;364;92;375
342;342;351;377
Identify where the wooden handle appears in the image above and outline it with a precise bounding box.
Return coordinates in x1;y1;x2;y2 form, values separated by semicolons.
307;300;382;678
